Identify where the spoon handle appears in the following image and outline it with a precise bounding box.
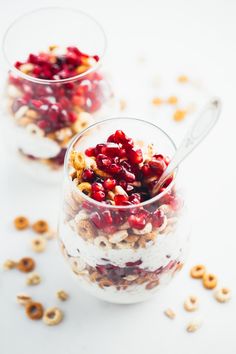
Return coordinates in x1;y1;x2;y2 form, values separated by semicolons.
153;97;222;195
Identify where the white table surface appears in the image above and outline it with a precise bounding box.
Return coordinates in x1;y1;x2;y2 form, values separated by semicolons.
0;0;236;353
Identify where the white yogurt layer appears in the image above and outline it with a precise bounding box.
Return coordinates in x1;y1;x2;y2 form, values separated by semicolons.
59;214;188;271
14;126;61;159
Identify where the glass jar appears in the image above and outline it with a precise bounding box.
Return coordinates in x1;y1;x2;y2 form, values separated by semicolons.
58;118;190;304
2;7;112;183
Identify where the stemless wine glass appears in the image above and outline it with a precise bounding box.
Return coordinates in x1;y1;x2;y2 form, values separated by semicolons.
58;118;190;304
2;7;112;182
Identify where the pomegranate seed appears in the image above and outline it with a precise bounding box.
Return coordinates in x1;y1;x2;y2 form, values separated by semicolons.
129;193;141;204
141;164;152;177
114;130;126;143
162;175;174;188
152;209;165;228
120;168;135;183
30;99;43;109
92;182;104;192
94;144;106;156
149;157;166;175
109;164;122;175
103;178;116;190
128;148;143;164
114;194;129;205
101;143;121;157
112;212;124;225
85;147;95;157
96;154;112;170
82;169;95;182
91;212;103;228
122;137;134;150
102;210;113;225
128;214;147;229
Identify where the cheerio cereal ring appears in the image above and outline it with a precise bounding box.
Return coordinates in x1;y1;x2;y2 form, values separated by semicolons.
202;273;217;290
14;216;29;230
190;265;206;279
31;237;47;253
25;302;44;320
77;182;92;196
32;220;49;234
43;307;63;326
214;288;231;303
17;257;35;273
71;151;85;170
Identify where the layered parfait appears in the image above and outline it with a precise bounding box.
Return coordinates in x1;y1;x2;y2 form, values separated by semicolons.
6;45;111;175
59;120;189;303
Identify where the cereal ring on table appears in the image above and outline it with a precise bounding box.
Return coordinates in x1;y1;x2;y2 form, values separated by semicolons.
57;290;69;301
94;236;112;249
43;307;63;326
76;219;97;239
3;259;17;270
31;237;47;253
202;273;217;289
14;216;29;230
184;295;199;312
32;220;49;234
71;152;85;170
25;302;44;320
16;293;32;306
26;272;41;286
17;257;35;273
145;280;160;290
77;182;92;196
214;288;231;303
190;264;206;279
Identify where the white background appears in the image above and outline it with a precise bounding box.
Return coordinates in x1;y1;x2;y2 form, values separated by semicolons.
0;0;236;353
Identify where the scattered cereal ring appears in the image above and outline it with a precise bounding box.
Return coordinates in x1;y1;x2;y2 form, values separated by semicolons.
184;295;199;312
25;302;44;320
3;259;17;270
173;109;187;122
57;290;69;301
164;308;176;319
16;293;32;306
14;216;29;230
26;272;41;286
167;96;178;105
178;75;189;83
202;273;217;290
152;97;163;105
17;257;35;273
32;220;49;234
186;317;202;333
214;288;231;303
190;265;206;279
77;182;92;196
43;307;63;326
31;237;47;253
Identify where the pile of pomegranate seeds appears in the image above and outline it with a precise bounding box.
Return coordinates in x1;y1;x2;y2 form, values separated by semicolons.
71;130;179;231
83;130;172;204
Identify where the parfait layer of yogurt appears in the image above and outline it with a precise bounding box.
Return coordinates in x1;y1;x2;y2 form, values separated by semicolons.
59;125;189;303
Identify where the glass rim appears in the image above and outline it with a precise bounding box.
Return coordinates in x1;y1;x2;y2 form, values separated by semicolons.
2;6;107;85
64;117;178;210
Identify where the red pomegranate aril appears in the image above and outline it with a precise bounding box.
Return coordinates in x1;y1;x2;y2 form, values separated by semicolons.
30;99;43;109
119;180;127;191
94;144;106;156
37;119;49;130
128;214;147;229
102;210;113;225
85;147;95;157
152;209;165;228
101;143;121;157
141;164;152;177
96;154;112;170
91;212;103;229
103;178;116;190
92;182;104;192
128;148;143;164
149;157;166;175
68;111;77;123
107;133;116;143
129;193;141;204
82;169;95;182
120;168;135;183
122;137;134;150
112;212;124;225
114;130;127;143
114;194;129;205
109;164;122;175
162;175;174;188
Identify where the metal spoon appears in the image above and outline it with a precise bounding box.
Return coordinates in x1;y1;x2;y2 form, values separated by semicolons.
152;97;222;196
